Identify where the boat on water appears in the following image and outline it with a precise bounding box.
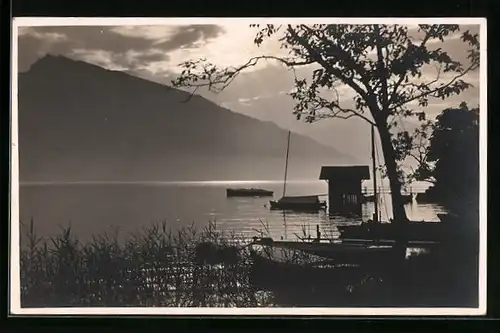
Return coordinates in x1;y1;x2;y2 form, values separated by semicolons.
249;124;442;278
248;235;409;292
270;130;327;212
249;235;438;295
337;220;446;242
269;195;327;211
362;194;376;202
249;246;366;291
226;188;274;197
251;237;398;265
336;125;438;241
362;192;414;204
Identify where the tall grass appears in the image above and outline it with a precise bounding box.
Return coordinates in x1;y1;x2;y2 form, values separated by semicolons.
19;216;479;308
19;219;273;307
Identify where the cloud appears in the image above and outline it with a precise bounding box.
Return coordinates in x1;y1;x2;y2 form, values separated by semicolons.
235;94;273;106
164;23;288;74
210;23;479;103
16;21;481;162
155;25;224;49
17;25;226;72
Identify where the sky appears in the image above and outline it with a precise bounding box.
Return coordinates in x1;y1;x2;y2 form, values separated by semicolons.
16;21;481;162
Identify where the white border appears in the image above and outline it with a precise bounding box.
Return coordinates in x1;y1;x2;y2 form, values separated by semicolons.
10;17;487;316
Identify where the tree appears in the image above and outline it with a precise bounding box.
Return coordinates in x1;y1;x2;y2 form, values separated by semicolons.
171;24;480;246
413;102;479;206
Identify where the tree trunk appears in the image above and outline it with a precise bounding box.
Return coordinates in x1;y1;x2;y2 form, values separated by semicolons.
376;120;409;262
376;119;409;303
372;24;408;237
376;121;409;224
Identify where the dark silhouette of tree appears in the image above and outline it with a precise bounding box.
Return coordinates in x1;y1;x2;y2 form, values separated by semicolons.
171;24;480;253
413;102;479;206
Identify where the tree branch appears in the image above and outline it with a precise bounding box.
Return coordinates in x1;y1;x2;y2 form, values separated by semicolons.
181;86;200;103
392;64;476;109
387;26;436;106
332;107;375;124
374;25;389;118
330;84;375;125
174;55;316;102
398;64;442;91
301;25;376;96
287;25;375;110
288;68;375;126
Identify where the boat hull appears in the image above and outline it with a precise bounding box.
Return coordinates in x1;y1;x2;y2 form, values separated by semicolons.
362;194;413;203
338;221;446;242
269;200;327;212
252;240;397;265
361;195;376;202
249;249;365;291
226;188;274;197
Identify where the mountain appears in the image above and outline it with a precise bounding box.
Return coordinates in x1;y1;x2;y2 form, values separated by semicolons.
17;55;359;182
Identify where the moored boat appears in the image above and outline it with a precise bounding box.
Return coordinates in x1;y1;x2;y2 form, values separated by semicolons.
249;247;365;291
337;220;446;242
270;131;327;212
362;194;376;202
226;188;274;197
362;192;413;204
251;237;398;265
269;195;327;211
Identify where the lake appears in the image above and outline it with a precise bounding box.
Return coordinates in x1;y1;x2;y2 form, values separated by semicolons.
18;180;448;243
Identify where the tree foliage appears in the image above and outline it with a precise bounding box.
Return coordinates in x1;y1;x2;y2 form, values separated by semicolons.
171;23;480;223
174;24;478;124
412;102;479;201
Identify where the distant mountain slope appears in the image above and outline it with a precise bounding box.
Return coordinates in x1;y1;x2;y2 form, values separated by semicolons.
17;55;359;182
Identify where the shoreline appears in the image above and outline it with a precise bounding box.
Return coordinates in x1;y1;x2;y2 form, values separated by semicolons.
17;215;479;308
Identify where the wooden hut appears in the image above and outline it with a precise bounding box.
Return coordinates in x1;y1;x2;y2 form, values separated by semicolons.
319;166;370;215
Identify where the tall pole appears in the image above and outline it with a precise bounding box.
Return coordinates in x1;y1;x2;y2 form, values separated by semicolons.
371;124;379;223
282;130;291;198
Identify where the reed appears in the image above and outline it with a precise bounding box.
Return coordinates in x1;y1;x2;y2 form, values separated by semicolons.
19;219;273;307
19;218;478;308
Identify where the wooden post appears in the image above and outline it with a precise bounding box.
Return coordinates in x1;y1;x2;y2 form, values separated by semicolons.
371;125;379;224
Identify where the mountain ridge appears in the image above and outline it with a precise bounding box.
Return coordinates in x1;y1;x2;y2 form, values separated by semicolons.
18;55;360;182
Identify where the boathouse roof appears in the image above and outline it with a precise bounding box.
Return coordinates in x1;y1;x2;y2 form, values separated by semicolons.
319;166;370;180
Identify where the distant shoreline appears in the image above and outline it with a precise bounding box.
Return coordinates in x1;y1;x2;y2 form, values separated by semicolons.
19;179;434;188
19;179;320;186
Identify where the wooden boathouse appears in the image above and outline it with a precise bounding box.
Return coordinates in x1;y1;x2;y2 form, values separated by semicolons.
319;166;370;215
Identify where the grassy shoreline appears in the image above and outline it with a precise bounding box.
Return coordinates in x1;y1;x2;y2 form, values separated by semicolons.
19;218;479;308
20;219;274;307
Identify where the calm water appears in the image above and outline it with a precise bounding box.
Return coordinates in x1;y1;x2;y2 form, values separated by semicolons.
19;180;447;242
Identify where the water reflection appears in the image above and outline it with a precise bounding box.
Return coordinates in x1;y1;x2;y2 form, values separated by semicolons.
222;194;448;243
20;180;448;243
